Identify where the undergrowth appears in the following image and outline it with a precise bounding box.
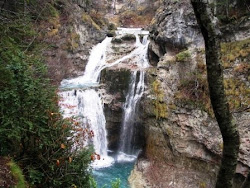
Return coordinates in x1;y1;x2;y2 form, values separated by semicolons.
175;39;250;115
0;1;92;187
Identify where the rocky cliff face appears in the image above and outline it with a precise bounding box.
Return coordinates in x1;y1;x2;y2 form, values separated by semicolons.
42;0;109;85
129;0;250;187
107;0;159;28
148;0;203;65
41;0;249;186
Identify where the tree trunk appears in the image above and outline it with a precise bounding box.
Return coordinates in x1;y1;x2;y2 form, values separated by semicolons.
190;1;240;188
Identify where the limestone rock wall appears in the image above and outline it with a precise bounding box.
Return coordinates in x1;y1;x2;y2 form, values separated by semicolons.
131;49;249;187
148;0;204;65
43;0;108;85
130;0;250;187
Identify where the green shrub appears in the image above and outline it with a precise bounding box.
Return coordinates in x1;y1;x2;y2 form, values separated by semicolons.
108;23;117;30
176;50;191;62
89;177;121;188
111;179;121;188
0;8;92;188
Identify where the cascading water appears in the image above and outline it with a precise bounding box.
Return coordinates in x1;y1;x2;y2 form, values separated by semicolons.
118;71;145;155
59;27;150;187
59;37;114;168
117;32;149;162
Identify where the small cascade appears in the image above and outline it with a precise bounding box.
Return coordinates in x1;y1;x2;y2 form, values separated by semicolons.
142;35;148;45
117;30;149;162
112;0;116;14
60;37;112;89
59;37;114;168
118;71;145;156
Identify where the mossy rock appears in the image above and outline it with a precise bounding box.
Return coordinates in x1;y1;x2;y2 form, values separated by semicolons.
82;13;101;31
108;23;117;30
100;68;131;98
121;34;136;41
221;38;250;68
107;30;116;37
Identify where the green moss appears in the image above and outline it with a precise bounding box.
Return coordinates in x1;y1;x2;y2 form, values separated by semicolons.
82;13;101;31
166;128;173;137
107;30;116;37
66;32;81;51
108;23;117;30
40;3;59;20
8;160;27;188
168;103;177;110
152;80;168;119
223;78;249;111
199;182;207;188
176;50;191;62
47;3;59;18
221;38;250;68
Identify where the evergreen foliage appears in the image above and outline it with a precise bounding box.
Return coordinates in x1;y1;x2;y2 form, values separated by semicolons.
0;1;92;187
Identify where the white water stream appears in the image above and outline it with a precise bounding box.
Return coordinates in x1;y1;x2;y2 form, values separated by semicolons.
117;34;149;162
59;28;149;169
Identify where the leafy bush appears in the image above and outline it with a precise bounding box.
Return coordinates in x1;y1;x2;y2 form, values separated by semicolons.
89;177;121;188
111;179;121;188
0;3;92;187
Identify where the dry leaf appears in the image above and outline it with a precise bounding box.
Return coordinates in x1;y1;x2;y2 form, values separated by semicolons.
61;143;66;149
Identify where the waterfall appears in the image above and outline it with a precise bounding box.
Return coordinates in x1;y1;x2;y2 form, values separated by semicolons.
117;30;149;162
118;71;145;155
60;37;112;88
59;37;114;168
59;27;150;168
112;0;116;14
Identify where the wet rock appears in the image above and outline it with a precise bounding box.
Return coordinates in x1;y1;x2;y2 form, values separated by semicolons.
100;68;131;150
107;30;116;37
121;34;136;41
